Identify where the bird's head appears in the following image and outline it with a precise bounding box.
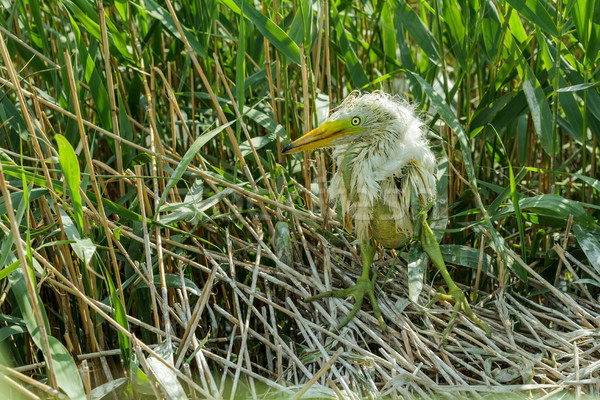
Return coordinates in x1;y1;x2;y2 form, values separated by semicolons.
282;90;411;154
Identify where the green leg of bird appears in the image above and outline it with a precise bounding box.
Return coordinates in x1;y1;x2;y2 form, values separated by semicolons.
419;220;491;342
305;241;388;331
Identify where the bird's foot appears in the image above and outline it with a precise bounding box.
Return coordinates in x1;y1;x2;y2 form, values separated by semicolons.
305;276;387;331
426;286;491;343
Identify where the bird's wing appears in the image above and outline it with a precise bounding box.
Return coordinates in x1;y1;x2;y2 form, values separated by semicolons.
377;160;436;239
406;161;436;208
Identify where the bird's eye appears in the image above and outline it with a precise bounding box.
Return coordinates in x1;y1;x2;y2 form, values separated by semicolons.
351;116;362;126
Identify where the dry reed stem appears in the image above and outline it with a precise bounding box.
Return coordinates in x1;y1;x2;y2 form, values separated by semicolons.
0;364;66;400
95;199;599;399
98;2;124;198
0;33;59;390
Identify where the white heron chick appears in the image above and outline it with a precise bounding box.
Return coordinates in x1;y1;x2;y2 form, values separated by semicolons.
326;91;436;247
283;91;490;338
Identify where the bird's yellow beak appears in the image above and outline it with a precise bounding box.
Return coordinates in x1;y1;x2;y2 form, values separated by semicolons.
282;119;363;154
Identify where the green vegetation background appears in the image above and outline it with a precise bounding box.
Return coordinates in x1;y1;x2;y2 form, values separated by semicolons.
0;0;599;398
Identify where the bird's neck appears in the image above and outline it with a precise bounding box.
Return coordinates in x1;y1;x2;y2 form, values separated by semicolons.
334;130;402;177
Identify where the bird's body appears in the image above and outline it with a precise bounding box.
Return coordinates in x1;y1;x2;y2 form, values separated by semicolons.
283;91;490;338
326;92;437;248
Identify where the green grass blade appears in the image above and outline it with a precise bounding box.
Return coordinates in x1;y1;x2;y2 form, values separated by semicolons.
480;1;503;59
395;0;440;64
557;76;585;141
220;0;301;64
518;194;593;228
570;0;600;64
105;269;131;369
0;322;27;342
58;208;96;266
27;0;49;52
139;0;207;58
491;125;528;270
521;62;556;156
0;88;29;141
506;0;558;37
573;225;600;275
572;173;600;192
407;242;426;302
0;188;47;217
0;260;19;280
63;0;133;62
235;6;246;140
157;120;235;212
8;267;86;400
440;245;494;274
508;163;526;266
556;81;600;93
486;169;528;216
55;134;84;234
380;2;397;64
330;1;369;89
69;15;111;130
442;0;467;70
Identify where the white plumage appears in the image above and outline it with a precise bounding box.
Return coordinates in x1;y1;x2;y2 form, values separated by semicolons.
326;91;437;246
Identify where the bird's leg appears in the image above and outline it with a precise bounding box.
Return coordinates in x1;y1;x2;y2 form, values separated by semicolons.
304;240;387;331
419;219;491;342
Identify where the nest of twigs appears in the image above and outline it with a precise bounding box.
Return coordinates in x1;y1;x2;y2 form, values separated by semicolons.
164;174;600;400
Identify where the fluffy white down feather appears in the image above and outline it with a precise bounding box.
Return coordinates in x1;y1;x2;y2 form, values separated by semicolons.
327;91;437;245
